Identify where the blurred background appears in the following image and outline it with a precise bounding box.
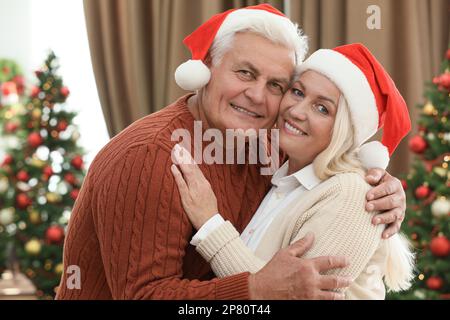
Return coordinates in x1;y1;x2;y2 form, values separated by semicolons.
0;0;448;300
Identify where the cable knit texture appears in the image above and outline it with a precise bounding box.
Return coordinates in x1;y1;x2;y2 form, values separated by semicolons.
196;173;388;299
55;95;272;300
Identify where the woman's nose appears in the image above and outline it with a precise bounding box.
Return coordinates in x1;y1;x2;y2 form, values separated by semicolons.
288;102;308;121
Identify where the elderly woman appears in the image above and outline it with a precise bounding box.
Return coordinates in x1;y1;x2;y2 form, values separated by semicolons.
171;43;415;299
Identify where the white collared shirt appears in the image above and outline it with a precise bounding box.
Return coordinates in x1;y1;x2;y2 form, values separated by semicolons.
190;161;322;251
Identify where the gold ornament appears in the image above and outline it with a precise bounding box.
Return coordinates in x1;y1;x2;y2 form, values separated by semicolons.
442;117;448;123
423;102;436;115
28;210;41;224
44;260;52;271
31;108;42;119
30;157;46;168
433;167;447;177
4;110;13;119
25;239;41;255
0;176;9;193
43;83;51;91
54;263;64;275
46;192;61;204
443;162;449;169
418;274;425;281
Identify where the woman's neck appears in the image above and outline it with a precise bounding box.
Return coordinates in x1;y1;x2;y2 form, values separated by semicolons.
287;158;310;176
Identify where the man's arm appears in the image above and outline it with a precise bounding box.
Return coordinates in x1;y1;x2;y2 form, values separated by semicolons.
365;168;406;239
92;143;249;299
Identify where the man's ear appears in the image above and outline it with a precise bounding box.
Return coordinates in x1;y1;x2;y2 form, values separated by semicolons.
204;55;213;68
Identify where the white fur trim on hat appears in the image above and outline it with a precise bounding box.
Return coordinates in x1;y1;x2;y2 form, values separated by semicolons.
297;49;378;146
358;141;390;170
174;60;211;91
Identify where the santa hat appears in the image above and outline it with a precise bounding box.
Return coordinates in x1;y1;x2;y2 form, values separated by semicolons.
297;43;411;169
175;4;306;91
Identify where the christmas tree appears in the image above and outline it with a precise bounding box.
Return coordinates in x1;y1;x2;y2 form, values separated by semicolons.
0;52;86;299
389;49;450;300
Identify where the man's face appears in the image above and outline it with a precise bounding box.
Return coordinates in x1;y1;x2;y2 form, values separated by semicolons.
198;32;295;132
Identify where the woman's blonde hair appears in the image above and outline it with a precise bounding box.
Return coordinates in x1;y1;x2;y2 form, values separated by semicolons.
312;93;415;293
312;95;365;180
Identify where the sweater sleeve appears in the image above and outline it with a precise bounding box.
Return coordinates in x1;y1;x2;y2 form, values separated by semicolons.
289;173;385;299
91;143;250;299
196;221;267;278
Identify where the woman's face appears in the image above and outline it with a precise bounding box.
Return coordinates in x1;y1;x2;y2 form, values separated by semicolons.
277;70;341;170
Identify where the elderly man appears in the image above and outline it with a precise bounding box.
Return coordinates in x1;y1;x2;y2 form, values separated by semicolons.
56;4;406;300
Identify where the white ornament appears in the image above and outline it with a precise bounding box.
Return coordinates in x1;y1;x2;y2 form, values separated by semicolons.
0;207;15;225
427;133;435;140
444;133;450;142
431;198;450;218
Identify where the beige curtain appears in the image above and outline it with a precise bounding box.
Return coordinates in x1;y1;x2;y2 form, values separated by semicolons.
84;0;448;175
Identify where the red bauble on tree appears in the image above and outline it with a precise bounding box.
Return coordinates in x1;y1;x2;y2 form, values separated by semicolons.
430;236;450;257
43;165;53;177
45;225;65;244
27;132;43;148
30;85;40;98
2;154;13;166
4;121;19;133
16;193;32;209
57;120;68;132
426;276;443;291
64;173;76;185
401;179;407;190
415;185;430;199
409;135;427;154
16;170;30;182
71;156;83;170
70;189;79;200
60;86;70;98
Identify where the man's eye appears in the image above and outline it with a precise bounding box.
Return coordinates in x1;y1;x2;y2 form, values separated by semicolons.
238;70;253;78
317;104;329;115
269;82;283;93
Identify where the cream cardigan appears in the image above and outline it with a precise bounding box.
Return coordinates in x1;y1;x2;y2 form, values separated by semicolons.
196;172;390;299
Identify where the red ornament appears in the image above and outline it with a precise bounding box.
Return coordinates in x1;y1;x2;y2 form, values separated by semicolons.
426;276;443;291
2;154;13;166
409;135;427;154
60;87;70;97
430;236;450;257
2;66;10;75
16;170;30;182
70;189;79;200
415;185;430;199
43;165;53;177
57;120;68;132
71;156;83;170
4;121;19;133
16;193;32;209
30;86;40;98
35;70;43;78
64;173;76;185
12;75;25;95
27;132;43;148
401;179;407;190
45;225;65;244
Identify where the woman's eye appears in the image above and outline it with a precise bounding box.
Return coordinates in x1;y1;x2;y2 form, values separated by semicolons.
317;104;329;115
291;88;304;97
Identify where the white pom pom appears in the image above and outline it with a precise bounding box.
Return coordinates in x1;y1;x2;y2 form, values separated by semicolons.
174;59;211;91
358;141;390;170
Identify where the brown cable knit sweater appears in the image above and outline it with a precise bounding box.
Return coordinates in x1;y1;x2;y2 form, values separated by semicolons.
55;95;272;299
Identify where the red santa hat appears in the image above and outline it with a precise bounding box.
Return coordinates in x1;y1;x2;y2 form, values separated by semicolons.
297;43;411;169
175;4;306;91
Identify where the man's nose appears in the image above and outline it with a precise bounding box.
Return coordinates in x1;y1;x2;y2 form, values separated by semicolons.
244;81;266;105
